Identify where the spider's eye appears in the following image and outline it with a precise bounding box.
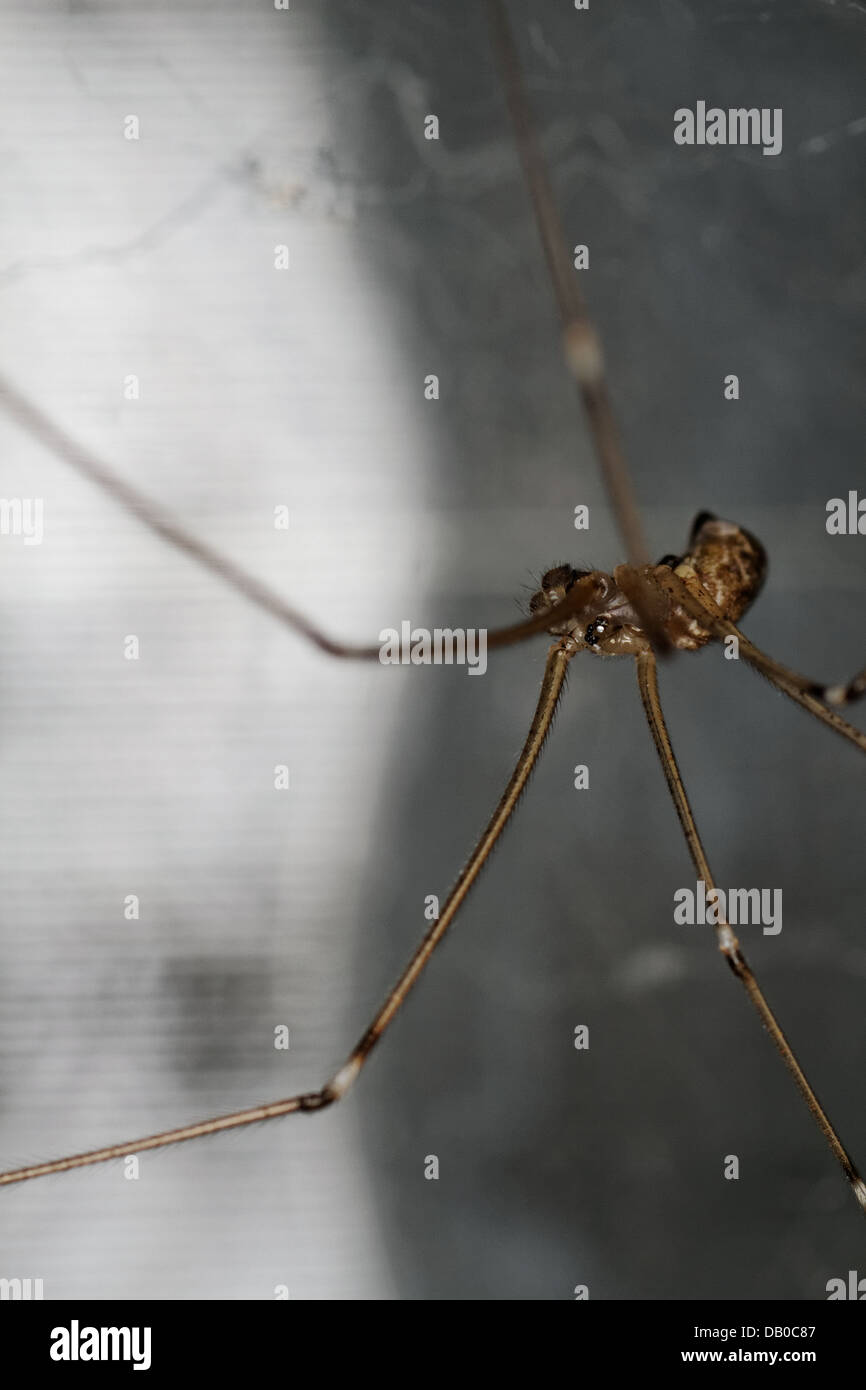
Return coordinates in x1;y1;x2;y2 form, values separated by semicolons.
585;616;609;646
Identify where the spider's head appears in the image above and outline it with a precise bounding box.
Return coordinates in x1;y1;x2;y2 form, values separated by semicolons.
529;566;647;655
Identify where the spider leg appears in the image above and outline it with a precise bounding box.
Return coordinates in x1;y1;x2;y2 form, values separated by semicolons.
636;648;866;1214
0;370;582;657
0;641;573;1186
657;567;866;756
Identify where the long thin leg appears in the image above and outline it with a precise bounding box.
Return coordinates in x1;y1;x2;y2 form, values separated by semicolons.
486;0;670;656
655;566;866;755
636;648;866;1214
0;371;589;659
0;641;573;1186
485;0;648;569
707;630;866;712
726;628;866;743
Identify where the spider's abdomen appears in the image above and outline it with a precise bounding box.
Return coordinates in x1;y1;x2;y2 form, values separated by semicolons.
682;513;766;623
654;513;767;652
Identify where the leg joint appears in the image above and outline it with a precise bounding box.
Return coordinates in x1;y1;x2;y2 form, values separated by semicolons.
318;1055;363;1106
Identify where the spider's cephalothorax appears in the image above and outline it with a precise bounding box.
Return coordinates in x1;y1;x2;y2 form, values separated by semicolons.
529;514;767;656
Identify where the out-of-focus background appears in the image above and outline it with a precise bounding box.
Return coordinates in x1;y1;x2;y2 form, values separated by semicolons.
1;0;865;1300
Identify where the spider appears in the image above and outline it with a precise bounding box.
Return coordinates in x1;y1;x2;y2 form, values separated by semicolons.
1;0;864;1300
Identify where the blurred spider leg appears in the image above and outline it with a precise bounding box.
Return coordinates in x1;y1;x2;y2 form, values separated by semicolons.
0;640;573;1186
636;648;866;1214
0;369;586;658
485;0;669;653
0;371;381;658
